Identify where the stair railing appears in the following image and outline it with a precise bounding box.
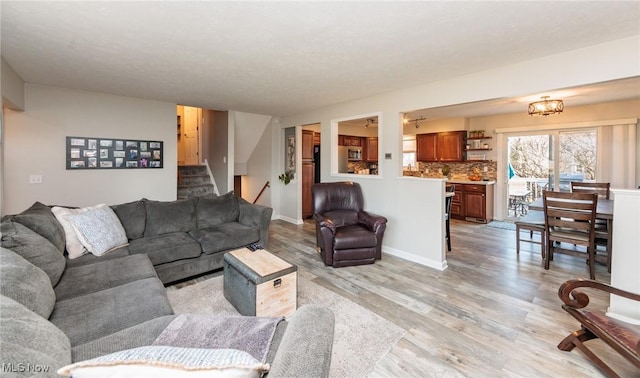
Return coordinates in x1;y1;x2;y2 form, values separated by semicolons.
253;181;270;204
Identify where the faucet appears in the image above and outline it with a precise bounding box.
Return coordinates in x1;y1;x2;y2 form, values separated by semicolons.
407;164;412;171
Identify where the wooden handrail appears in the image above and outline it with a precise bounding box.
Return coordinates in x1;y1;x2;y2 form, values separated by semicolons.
253;181;270;204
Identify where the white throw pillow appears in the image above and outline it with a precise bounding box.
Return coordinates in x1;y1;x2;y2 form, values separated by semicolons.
65;206;128;256
57;346;269;378
52;204;106;259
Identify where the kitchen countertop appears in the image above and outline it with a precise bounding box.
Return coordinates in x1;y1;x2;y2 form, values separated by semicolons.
447;179;496;185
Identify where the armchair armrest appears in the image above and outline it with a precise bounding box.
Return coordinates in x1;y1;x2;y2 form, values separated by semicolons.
358;211;388;233
237;197;273;248
558;279;640;309
313;213;336;234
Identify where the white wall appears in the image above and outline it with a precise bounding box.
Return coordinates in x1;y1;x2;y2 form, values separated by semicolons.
1;57;25;110
608;189;640;323
277;36;640;269
3;84;177;215
241;116;275;207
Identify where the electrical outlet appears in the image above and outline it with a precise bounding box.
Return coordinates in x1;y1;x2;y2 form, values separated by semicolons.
29;175;43;184
483;166;488;172
425;168;429;173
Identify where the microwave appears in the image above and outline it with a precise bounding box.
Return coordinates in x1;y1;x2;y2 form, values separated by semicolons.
347;147;362;160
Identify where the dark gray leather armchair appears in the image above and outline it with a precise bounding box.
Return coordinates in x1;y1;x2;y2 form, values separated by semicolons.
312;182;387;268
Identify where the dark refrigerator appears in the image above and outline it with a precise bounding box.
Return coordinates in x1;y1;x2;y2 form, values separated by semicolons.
313;145;321;183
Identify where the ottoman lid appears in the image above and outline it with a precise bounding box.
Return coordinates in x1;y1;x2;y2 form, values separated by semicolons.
224;248;297;284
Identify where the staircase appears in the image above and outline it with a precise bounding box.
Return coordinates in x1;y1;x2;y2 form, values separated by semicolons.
177;165;215;199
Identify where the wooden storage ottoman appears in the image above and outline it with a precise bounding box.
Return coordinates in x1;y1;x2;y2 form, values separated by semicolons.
223;248;297;317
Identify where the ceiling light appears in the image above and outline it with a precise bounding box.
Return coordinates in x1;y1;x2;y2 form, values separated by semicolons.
528;96;564;116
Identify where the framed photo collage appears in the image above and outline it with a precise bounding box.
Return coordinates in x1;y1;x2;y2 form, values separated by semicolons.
66;136;163;170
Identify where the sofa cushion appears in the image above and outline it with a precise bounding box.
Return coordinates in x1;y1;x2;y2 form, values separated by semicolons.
50;277;174;346
128;232;202;265
58;346;269;378
1;220;66;286
66;206;129;256
197;192;239;229
189;222;259;255
55;254;158;301
65;246;131;268
144;198;197;237
72;315;178;362
0;295;72;375
0;248;56;319
111;199;146;240
52;204;105;259
4;201;66;253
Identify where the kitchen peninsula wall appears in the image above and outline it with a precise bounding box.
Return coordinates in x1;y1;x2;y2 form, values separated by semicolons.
404;161;497;181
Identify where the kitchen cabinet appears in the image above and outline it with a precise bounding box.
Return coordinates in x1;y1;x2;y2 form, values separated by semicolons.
302;130;314;160
450;183;494;223
364;137;378;162
339;135;362;147
416;131;465;162
313;132;321;145
439;131;466;162
450;190;463;219
416;133;438;161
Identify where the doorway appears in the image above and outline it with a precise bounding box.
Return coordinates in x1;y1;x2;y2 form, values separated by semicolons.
505;129;596;219
177;105;201;166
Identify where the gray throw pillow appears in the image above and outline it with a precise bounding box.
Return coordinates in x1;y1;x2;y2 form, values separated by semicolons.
1;220;66;286
0;295;71;374
197;191;239;229
0;248;56;319
111;199;146;240
7;201;66;253
144;198;197;237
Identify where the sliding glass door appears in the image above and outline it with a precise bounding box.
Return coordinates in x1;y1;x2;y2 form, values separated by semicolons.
505;128;596;219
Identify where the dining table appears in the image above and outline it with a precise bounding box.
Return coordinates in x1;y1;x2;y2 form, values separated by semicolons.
529;197;614;257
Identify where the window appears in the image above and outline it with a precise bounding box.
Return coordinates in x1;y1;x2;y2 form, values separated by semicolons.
402;136;416;169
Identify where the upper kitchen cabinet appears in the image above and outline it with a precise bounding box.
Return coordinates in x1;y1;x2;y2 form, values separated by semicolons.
339;135;363;147
416;131;466;162
416;133;438;161
364;137;378;162
438;131;466;161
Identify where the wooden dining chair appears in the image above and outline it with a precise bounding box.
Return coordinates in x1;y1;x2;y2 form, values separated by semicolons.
570;181;611;271
543;191;598;279
515;210;545;258
570;181;610;199
445;184;455;252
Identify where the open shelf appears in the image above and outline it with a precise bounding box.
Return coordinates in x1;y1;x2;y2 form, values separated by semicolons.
466;148;493;151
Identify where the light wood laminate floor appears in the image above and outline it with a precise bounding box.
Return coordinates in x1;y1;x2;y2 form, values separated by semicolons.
262;219;637;377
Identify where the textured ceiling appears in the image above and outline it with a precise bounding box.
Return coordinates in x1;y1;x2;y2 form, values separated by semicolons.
2;1;639;116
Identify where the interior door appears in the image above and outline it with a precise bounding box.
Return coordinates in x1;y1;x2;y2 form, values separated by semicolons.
182;106;200;165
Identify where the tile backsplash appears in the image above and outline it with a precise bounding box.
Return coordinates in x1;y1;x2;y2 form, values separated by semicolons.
404;161;497;181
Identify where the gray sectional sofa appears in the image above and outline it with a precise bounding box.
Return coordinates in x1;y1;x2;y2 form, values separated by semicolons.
0;194;335;377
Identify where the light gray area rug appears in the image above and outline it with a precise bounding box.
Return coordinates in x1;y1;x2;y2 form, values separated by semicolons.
486;220;516;230
167;275;405;377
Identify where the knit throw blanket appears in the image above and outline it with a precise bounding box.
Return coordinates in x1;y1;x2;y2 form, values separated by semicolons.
153;314;284;363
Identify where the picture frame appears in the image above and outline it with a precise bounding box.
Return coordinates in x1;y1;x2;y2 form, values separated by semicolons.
286;135;295;172
66;136;163;170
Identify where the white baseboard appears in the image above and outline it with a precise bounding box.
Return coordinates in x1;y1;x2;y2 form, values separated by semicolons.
276;215;304;225
382;246;448;271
